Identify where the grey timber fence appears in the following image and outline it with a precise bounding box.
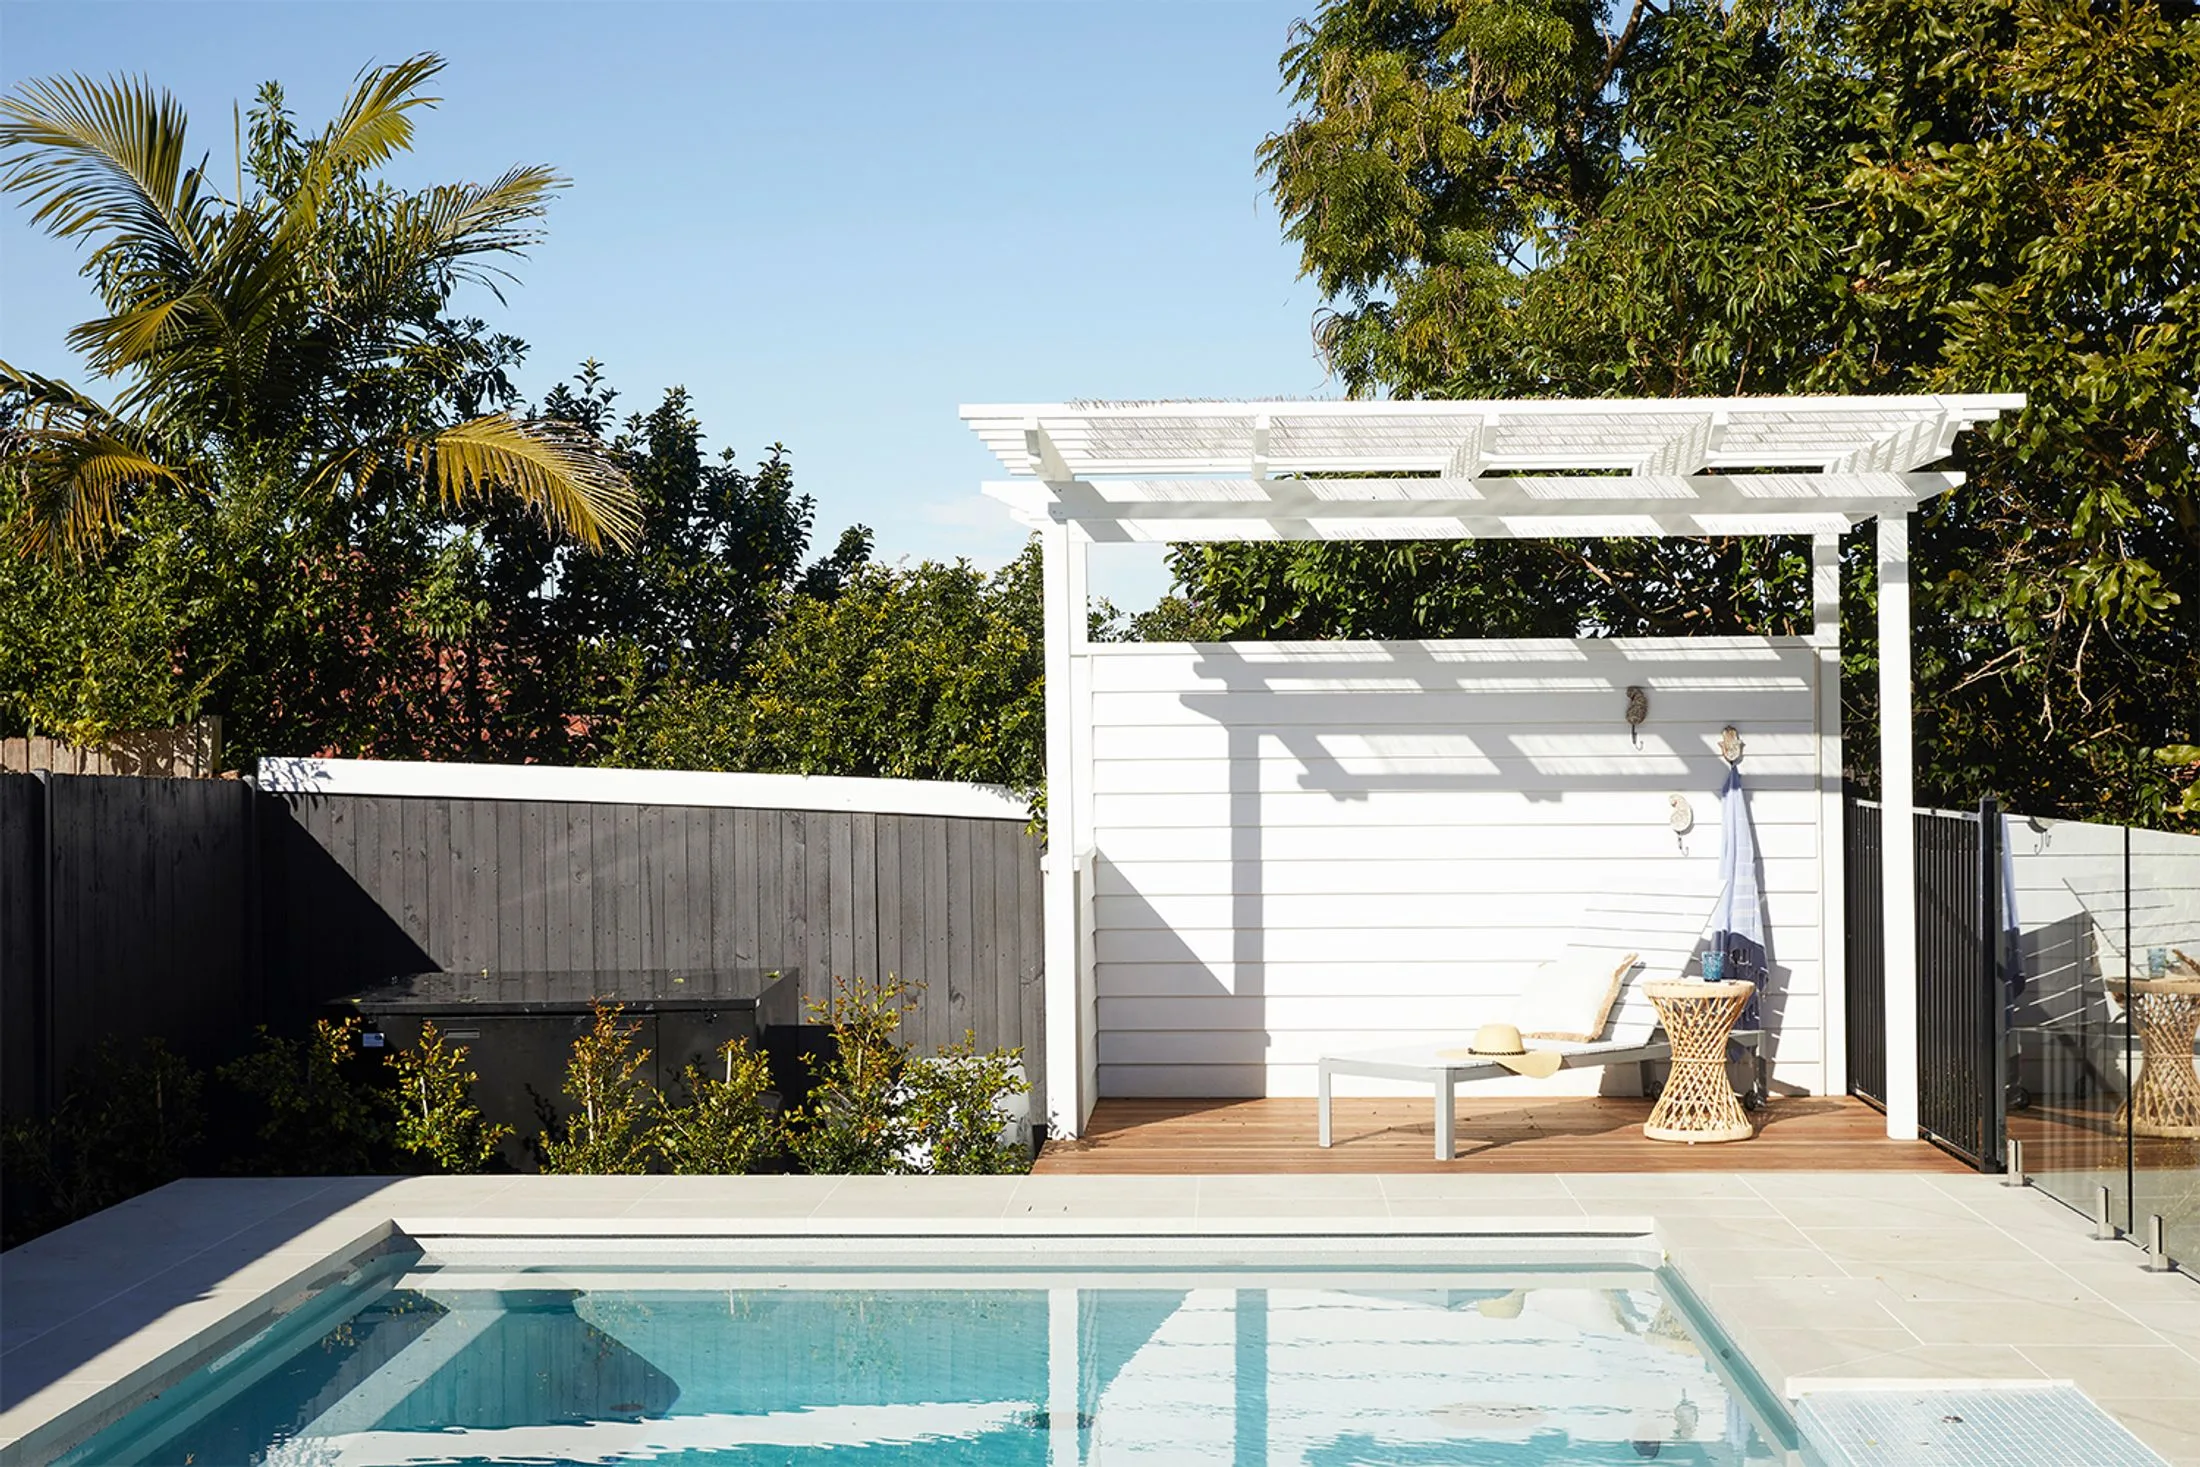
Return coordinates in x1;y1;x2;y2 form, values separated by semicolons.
1;773;1046;1125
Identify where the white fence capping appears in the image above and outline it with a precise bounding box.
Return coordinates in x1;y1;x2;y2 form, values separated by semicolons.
256;757;1028;822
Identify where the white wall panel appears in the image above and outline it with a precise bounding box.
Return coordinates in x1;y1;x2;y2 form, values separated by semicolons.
1086;637;1831;1099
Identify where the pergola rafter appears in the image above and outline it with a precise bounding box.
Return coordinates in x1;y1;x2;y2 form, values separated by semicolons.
961;393;2025;1145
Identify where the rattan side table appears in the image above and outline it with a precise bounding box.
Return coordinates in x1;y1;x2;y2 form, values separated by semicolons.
1642;979;1757;1144
2119;975;2200;1140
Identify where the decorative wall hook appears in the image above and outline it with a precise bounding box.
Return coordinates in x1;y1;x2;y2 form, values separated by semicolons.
1719;725;1744;765
1625;686;1648;748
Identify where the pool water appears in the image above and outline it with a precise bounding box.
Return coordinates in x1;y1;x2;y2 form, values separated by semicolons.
66;1260;1792;1465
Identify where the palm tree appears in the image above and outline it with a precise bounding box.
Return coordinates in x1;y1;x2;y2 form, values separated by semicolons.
0;54;639;557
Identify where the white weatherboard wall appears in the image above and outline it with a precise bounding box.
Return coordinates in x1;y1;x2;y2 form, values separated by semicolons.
1085;637;1833;1099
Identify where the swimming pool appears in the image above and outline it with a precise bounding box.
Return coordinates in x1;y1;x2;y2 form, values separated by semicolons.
63;1247;1794;1465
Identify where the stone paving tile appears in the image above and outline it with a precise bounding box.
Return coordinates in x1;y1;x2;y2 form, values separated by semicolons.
1836;1258;2106;1305
1875;1295;2164;1349
1792;1343;2053;1383
1380;1199;1595;1219
2092;1396;2200;1467
1665;1243;1857;1280
1375;1173;1574;1200
1794;1223;2050;1266
1731;1325;1918;1376
2018;1345;2200;1401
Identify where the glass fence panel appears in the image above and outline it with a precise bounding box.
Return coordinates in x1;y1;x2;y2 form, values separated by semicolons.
2004;813;2133;1233
2126;824;2200;1271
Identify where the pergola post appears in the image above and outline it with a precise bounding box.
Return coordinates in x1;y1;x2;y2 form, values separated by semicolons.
1876;514;1919;1140
1040;520;1091;1137
1813;533;1848;1096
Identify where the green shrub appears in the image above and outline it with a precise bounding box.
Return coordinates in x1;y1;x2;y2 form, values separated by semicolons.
387;1020;511;1174
537;1002;656;1174
905;1033;1031;1175
782;977;1031;1176
218;1018;387;1175
1;1038;204;1247
785;976;919;1175
654;1037;780;1175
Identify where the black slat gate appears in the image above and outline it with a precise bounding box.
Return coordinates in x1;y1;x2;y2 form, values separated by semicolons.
1845;796;2006;1170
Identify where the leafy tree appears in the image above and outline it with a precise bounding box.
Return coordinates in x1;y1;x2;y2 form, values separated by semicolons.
0;59;868;765
653;1037;780;1175
1225;0;2196;827
614;542;1044;797
537;1003;655;1174
387;1020;510;1174
0;55;636;557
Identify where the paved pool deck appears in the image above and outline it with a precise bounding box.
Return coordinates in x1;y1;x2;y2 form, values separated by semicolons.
3;1170;2195;1465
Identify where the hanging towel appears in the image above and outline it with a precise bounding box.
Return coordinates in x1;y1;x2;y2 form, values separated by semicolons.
1710;763;1769;1026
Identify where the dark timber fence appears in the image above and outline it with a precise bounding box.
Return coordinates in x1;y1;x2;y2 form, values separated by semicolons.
1;773;1046;1125
1844;795;2006;1170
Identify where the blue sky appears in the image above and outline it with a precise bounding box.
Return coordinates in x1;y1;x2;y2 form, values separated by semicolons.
0;1;1332;606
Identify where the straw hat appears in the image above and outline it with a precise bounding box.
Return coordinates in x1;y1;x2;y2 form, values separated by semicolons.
1440;1023;1562;1078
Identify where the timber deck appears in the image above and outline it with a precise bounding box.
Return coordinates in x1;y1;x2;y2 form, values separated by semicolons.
1031;1095;1970;1174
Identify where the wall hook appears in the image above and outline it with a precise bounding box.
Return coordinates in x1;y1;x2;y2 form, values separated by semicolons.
1719;726;1744;765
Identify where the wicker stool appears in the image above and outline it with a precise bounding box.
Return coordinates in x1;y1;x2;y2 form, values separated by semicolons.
1642;980;1756;1144
2118;976;2200;1140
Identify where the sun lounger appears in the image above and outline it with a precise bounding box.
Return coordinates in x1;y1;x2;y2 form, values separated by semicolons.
1316;942;1766;1159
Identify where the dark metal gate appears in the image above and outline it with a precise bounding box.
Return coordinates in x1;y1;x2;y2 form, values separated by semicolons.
1844;800;1886;1110
1844;796;2007;1170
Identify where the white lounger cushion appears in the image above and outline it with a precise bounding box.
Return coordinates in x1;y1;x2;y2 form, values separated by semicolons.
1514;951;1639;1043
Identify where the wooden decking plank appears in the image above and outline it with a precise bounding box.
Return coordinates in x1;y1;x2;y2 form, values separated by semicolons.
1033;1096;1969;1174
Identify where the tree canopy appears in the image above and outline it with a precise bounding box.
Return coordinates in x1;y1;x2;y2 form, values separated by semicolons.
0;59;869;763
1169;0;2198;826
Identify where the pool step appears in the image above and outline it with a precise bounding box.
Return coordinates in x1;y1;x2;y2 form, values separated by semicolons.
1796;1383;2167;1467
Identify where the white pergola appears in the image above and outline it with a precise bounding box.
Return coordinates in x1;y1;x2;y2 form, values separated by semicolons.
962;394;2025;1142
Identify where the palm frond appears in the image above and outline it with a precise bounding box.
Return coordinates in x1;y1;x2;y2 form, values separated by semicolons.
0;72;214;276
66;292;197;376
419;413;639;550
281;54;444;245
1;360;181;557
324;54;442;173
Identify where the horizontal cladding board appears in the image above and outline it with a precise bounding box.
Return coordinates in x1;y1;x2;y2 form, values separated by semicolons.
1086;695;1821;730
1089;689;1810;728
1091;889;1830;934
1095;826;1804;862
1096;1023;1819;1068
1094;993;1824;1035
1092;858;1828;901
1083;786;1816;828
1096;961;1822;1001
1093;787;1820;827
1090;923;1819;967
1092;763;1820;804
1083;635;1820;673
1091;730;1812;774
1093;823;1822;863
1089;745;1815;792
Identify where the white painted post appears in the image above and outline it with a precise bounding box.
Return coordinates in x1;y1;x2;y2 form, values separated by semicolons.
1814;533;1848;1096
1877;515;1919;1140
1048;1286;1080;1465
1066;534;1101;1117
1041;522;1088;1138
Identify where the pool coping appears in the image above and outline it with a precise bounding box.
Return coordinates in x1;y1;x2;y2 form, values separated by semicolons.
4;1171;2197;1465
